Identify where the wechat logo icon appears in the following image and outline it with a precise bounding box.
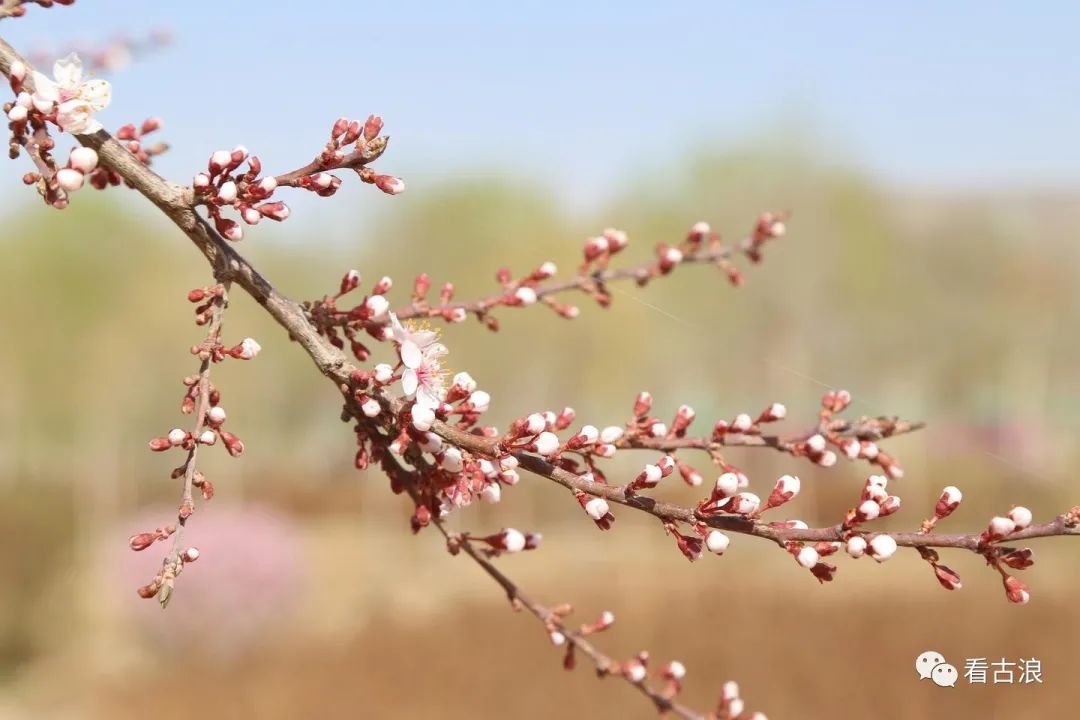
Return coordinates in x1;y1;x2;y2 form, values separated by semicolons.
916;650;958;687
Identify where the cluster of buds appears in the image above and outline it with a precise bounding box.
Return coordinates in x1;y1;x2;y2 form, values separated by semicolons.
715;681;768;720
318;114;402;195
978;505;1035;605
132;286;254;605
189;115;401;242
741;211;787;263
842;475;902;531
192;145;289;241
812;389;906;477
307;268;395;361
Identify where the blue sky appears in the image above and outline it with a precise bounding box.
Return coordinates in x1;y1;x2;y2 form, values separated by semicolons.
4;1;1079;214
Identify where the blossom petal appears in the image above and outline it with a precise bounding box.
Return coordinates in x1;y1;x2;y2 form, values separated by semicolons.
31;72;59;103
416;384;443;410
79;79;111;111
400;339;422;369
401;368;418;397
56;100;95;134
53;53;83;89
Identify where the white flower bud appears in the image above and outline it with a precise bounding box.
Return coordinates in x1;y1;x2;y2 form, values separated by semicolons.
846;536;867;558
468;390;491;412
373;363;393;384
411;404;436;431
1008;506;1032;530
217;180;238;203
869;534;897;562
585;496;610;520
167;428;187;445
56;168;85;192
534;431;561;456
797;546;819;568
600;425;624;444
715;472;740;498
365;294;390;320
525;413;546;435
806;434;827;452
514;286;538;305
858;499;881;521
441;447;464;473
238;337;261;359
706;530;730;554
502;528;526;553
206;406;226;424
481;482;501;504
198;430;216;445
453;371;477;392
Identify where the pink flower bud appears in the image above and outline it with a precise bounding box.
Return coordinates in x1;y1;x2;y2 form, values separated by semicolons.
584;496;609;521
727;492;760;515
375;174;405;195
633;391;652;417
9;60;26;82
933;564;962;591
257;201;290;221
935;486;962;518
193;172;211;190
219;430;245;457
181;547;200;563
879;495;902;516
1003;575;1030;604
128;533;157;551
219;219;243;242
766;474;800;508
364;114;384;140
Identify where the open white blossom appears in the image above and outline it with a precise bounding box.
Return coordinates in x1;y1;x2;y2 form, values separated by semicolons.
32;53;111;134
401;343;447;409
389;312;439;369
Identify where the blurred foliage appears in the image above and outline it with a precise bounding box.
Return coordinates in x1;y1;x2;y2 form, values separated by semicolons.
2;146;1078;717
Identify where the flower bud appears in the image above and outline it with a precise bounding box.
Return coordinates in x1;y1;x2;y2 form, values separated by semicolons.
706;530;730;554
